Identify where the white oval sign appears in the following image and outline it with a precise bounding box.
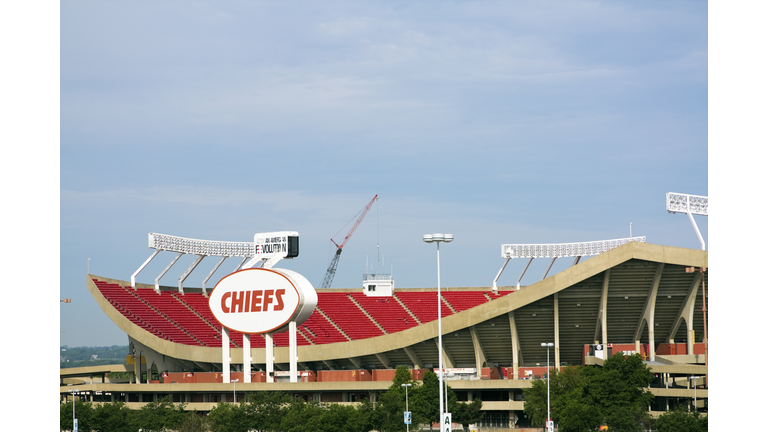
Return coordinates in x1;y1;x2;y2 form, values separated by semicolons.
208;268;316;334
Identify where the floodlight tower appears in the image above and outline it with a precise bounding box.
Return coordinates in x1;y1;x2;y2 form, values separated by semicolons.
666;192;708;250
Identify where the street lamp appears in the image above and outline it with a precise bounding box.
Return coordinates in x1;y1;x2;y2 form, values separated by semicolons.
231;378;238;403
541;343;554;432
690;376;700;412
69;389;79;432
423;233;453;427
402;383;412;432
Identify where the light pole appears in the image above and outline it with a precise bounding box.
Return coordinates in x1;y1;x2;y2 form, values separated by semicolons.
690;376;700;412
231;378;238;403
402;383;412;432
423;233;453;427
69;389;79;432
541;342;554;432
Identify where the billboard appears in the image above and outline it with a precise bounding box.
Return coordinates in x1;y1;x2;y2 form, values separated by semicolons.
208;268;317;334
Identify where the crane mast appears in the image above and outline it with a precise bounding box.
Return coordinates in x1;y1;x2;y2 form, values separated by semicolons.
320;194;378;288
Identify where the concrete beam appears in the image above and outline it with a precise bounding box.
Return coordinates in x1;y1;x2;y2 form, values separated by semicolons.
469;326;488;371
633;263;664;360
375;352;390;369
348;357;363;369
594;269;610;344
666;272;702;354
508;311;522;379
435;338;455;368
402;347;422;369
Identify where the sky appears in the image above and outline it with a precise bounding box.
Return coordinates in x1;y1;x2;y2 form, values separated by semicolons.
53;0;715;348
3;1;767;427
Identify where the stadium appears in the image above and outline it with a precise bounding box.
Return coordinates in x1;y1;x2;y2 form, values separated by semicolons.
60;195;709;430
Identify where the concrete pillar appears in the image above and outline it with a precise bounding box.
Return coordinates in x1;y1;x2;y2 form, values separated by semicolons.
508;312;520;380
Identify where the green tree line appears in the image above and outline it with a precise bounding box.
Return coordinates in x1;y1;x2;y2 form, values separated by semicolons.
523;353;707;432
60;366;483;432
61;357;706;432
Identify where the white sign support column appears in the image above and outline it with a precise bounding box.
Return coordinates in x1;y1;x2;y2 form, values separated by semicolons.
289;321;298;382
222;328;231;384
265;333;274;383
243;334;251;383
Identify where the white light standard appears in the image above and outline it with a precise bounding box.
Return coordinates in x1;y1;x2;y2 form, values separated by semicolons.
423;233;453;426
231;378;238;403
402;383;412;432
69;389;79;432
541;342;554;432
690;376;700;412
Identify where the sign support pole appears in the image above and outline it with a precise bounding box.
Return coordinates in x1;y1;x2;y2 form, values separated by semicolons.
243;334;251;383
265;333;274;383
290;321;298;382
222;327;230;384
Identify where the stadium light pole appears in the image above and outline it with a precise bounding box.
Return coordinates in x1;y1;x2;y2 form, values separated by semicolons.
423;233;453;426
690;376;700;412
402;383;412;432
231;378;238;403
666;192;708;250
541;342;554;432
69;389;79;432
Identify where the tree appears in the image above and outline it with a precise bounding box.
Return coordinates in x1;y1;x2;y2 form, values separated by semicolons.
177;412;209;432
208;400;250;432
411;369;457;432
91;401;134;432
60;399;94;432
522;376;549;427
524;366;600;431
355;397;383;432
586;354;654;432
241;391;293;432
452;398;484;432
551;367;600;432
278;396;327;432
654;406;707;432
376;366;419;432
131;395;187;432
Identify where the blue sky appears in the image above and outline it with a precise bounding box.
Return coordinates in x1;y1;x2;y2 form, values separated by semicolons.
55;1;713;348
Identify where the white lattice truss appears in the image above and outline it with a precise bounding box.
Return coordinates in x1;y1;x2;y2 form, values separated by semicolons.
492;237;646;292
666;192;708;250
148;233;255;257
666;192;708;216
132;233;268;293
501;237;646;259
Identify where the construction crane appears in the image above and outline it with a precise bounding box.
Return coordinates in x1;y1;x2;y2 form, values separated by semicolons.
320;194;378;289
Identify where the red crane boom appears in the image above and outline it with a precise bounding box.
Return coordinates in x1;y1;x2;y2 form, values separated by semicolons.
320;194;378;288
